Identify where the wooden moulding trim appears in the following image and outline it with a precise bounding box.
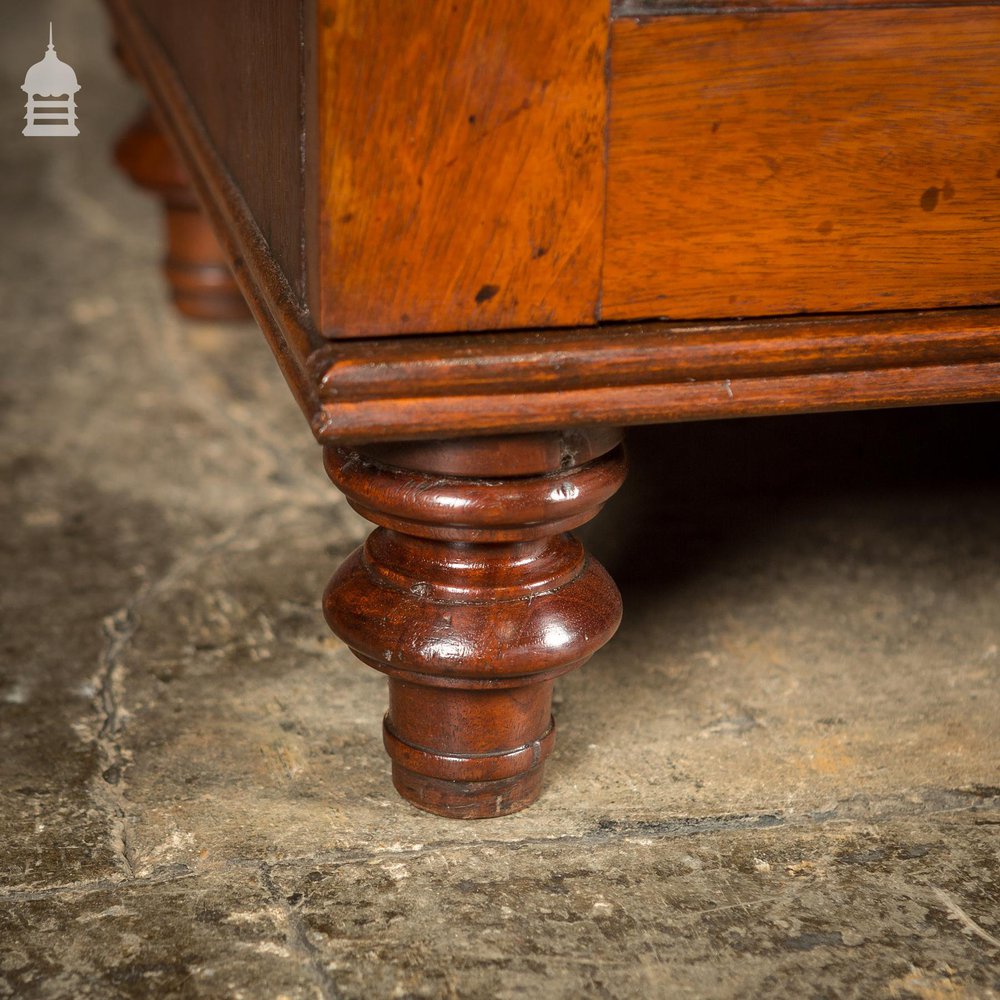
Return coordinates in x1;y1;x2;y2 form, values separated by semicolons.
309;309;1000;442
315;361;1000;443
106;0;321;420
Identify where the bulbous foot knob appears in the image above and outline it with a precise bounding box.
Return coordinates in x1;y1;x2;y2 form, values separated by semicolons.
323;430;626;818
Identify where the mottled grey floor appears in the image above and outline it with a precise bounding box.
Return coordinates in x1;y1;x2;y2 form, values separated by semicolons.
2;4;999;999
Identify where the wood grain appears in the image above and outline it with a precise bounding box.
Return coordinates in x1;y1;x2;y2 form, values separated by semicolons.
604;10;1000;321
309;0;608;338
310;309;1000;441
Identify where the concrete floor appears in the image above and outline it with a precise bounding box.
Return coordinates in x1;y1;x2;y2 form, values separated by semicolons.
2;4;999;998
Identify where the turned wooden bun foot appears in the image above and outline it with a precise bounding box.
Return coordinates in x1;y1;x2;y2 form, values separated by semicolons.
323;430;626;818
114;110;250;322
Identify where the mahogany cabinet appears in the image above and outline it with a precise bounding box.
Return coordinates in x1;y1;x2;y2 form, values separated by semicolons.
108;0;1000;817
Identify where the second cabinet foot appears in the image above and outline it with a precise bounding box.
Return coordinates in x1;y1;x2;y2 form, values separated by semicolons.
114;109;250;322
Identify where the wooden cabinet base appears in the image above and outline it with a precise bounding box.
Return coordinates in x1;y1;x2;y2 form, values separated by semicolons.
114;110;250;322
105;0;1000;818
322;431;626;818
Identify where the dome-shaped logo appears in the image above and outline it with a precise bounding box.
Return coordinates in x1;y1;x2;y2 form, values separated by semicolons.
22;23;80;137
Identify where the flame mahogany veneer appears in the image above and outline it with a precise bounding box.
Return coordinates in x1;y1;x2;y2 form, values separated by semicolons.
109;0;1000;816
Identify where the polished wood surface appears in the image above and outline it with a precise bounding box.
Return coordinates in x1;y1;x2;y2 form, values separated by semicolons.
604;9;1000;321
308;0;608;337
322;431;625;817
114;109;250;322
360;427;624;478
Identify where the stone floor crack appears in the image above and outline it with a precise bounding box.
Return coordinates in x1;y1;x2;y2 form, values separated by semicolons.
249;795;998;875
0;865;196;904
259;862;342;1000
83;505;301;888
929;886;1000;950
90;595;148;880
